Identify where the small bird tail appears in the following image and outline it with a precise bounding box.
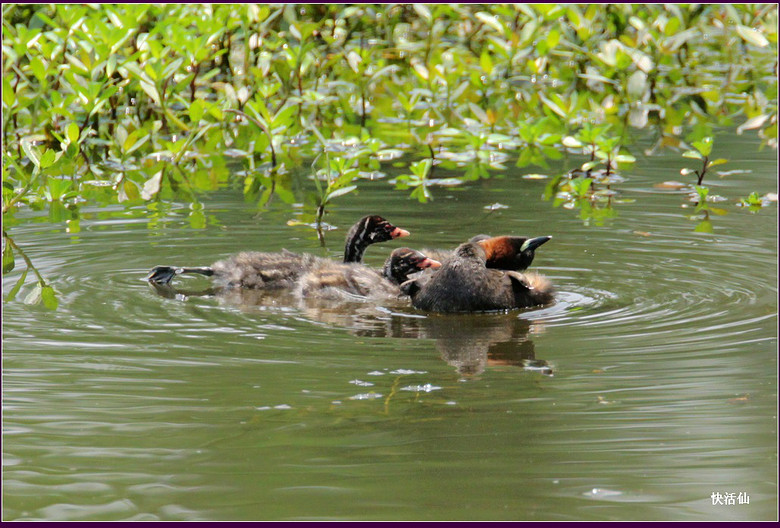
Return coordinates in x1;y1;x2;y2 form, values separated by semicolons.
147;266;214;285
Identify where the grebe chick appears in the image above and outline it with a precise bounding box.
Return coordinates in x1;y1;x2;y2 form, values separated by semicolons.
147;215;410;288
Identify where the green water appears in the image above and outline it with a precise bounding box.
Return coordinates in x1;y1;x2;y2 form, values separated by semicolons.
2;134;777;521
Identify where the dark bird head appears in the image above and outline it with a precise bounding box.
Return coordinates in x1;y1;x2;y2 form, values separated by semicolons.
476;235;552;271
361;215;411;243
344;215;410;262
383;248;441;284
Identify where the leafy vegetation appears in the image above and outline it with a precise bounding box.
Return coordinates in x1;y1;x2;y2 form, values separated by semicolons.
2;4;778;304
3;4;776;214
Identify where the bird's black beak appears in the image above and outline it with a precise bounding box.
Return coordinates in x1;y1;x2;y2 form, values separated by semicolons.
520;236;552;252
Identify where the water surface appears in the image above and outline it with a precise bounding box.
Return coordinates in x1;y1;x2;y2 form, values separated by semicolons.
2;133;777;521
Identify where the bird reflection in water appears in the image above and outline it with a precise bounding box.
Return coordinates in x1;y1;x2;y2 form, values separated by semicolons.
148;282;552;377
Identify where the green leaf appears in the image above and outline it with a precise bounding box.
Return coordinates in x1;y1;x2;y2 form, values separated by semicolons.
475;12;504;33
737;114;769;134
546;29;560;49
539;94;567;119
2;244;14;274
468;103;489;124
29;56;46;82
41;285;58;310
39;149;56;169
106;54;117;78
141;171;163;200
2;75;15;107
691;137;713;157
412;4;432;22
66;122;80;144
21;139;41;168
162;57;184;82
410;184;431;203
274;186;295;204
272;104;297;129
118;179;140;202
123;130;150;155
369;65;398;84
682;150;703;160
139;80;161;106
479;49;493;74
325;185;357;202
736;25;769;47
303;116;328;147
189;99;206;122
707;158;728;168
567;6;582;27
411;158;433;178
664;16;681;36
5;268;28;302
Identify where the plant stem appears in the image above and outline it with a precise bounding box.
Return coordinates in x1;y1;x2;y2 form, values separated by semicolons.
697;156;708;185
3;232;47;285
2;181;33;214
